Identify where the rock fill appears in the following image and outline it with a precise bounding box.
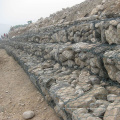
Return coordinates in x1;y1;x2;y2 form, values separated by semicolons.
1;0;120;120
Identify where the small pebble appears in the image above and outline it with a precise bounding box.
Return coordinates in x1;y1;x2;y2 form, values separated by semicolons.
23;111;35;120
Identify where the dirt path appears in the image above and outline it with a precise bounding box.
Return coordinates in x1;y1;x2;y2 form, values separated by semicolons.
0;49;60;120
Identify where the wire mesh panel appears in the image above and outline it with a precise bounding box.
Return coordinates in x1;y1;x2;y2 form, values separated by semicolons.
1;16;120;120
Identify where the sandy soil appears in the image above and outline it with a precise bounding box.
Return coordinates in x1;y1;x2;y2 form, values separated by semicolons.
0;49;60;120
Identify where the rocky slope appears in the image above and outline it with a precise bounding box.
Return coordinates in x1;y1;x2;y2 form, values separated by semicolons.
8;0;120;38
1;0;120;120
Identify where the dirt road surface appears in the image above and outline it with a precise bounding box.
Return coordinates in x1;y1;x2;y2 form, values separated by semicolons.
0;49;60;120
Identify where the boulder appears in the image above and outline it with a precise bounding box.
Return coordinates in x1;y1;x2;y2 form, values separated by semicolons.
78;69;91;87
93;105;106;117
104;103;120;120
54;63;60;69
103;49;120;83
72;108;102;120
90;5;104;15
51;30;67;42
65;85;108;114
75;57;85;68
109;20;119;26
95;100;110;108
106;86;120;95
49;83;77;104
105;25;120;45
90;100;109;112
75;88;84;96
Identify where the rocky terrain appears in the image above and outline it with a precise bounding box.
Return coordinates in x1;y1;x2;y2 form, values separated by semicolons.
1;0;120;120
8;0;120;38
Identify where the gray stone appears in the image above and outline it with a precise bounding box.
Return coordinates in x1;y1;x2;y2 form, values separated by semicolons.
78;70;90;87
107;94;117;102
59;54;67;62
82;84;92;92
72;108;102;120
95;23;100;28
116;71;120;82
104;102;120;120
90;58;96;67
65;86;108;114
90;100;109;112
103;50;120;83
91;38;98;43
54;105;68;120
79;52;87;61
67;60;75;67
91;67;100;75
23;111;35;120
105;25;120;44
50;83;77;104
90;5;104;15
106;86;120;95
75;88;84;96
102;0;106;4
51;30;67;42
109;20;119;26
75;58;85;68
95;100;110;108
89;76;100;85
72;108;88;120
93;105;106;117
54;63;60;69
62;50;74;60
117;23;120;39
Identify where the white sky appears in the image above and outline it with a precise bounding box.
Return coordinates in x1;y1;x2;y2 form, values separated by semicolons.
0;0;85;26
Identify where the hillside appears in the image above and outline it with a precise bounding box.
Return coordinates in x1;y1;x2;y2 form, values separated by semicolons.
8;0;120;38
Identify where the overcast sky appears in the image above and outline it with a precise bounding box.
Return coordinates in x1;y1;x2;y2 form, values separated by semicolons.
0;0;85;26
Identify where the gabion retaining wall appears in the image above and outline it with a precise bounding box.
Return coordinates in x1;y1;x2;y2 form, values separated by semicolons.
1;16;120;120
